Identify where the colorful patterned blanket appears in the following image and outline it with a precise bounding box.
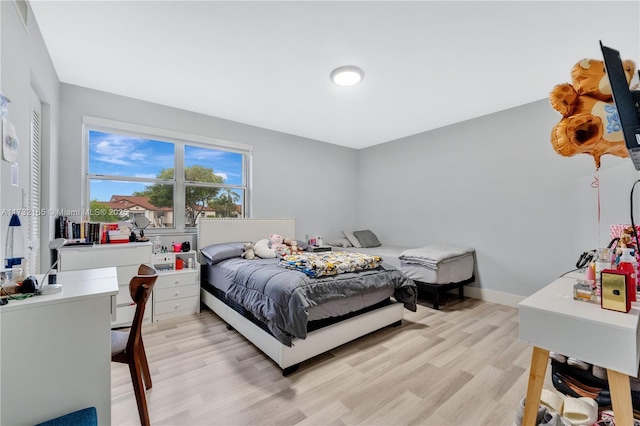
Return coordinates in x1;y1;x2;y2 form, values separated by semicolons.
279;251;383;277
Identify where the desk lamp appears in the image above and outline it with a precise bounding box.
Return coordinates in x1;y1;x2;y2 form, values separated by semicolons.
19;238;67;295
4;214;25;269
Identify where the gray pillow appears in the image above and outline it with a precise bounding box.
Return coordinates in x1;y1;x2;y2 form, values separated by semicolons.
200;242;245;265
341;231;362;248
353;230;381;248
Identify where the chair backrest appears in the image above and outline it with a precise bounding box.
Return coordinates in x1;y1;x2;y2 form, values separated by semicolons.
127;264;158;353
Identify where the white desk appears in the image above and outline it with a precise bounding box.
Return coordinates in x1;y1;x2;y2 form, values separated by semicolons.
0;267;118;425
519;272;640;426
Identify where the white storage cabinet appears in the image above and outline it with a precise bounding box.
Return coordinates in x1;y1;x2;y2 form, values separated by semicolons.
58;242;153;327
152;250;200;321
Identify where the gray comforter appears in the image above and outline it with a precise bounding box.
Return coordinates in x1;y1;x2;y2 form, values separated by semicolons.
223;258;417;346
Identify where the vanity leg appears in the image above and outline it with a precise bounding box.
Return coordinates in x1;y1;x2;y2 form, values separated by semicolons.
607;369;633;426
523;346;549;426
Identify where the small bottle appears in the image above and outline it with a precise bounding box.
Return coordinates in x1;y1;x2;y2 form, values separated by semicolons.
595;248;611;297
153;236;161;254
618;248;637;302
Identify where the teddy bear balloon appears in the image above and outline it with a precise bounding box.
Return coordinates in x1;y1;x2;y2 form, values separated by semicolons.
549;57;636;169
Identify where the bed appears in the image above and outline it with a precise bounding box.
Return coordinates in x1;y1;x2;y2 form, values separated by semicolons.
197;218;417;375
332;231;475;309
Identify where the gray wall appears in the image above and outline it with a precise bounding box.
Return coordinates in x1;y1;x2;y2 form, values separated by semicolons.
58;84;359;243
358;100;639;298
1;1;60;271
4;0;640;302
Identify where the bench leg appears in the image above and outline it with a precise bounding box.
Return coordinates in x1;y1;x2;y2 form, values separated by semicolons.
432;290;440;310
458;284;464;299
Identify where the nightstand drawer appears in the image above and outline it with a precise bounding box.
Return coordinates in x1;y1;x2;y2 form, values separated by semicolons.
154;296;199;316
155;285;199;302
155;271;198;289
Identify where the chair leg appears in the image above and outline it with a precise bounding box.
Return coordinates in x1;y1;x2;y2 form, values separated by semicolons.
139;339;153;390
128;356;151;426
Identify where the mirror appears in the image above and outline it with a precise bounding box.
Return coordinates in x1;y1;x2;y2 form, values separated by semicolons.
132;216;150;241
133;216;150;229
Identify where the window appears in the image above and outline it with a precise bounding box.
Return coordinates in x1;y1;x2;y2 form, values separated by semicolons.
84;117;251;230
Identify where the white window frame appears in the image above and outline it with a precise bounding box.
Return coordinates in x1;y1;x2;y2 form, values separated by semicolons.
82;116;253;231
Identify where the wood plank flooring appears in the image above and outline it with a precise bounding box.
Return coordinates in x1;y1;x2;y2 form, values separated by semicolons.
112;296;543;425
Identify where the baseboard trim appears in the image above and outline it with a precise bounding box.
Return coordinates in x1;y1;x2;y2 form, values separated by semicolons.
463;285;525;308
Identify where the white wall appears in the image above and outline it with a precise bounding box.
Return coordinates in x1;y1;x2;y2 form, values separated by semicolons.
1;1;60;272
358;99;640;299
58;84;359;242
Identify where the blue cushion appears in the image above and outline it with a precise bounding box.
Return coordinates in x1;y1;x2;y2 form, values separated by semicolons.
35;407;97;426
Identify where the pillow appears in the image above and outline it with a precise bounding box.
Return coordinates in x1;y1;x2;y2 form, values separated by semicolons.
254;238;276;258
296;239;309;251
200;242;245;265
328;237;353;248
341;231;362;248
353;229;382;248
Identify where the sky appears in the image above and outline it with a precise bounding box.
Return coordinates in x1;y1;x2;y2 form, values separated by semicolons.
88;130;243;202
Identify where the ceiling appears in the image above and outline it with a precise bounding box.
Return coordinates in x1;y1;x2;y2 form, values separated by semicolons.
28;1;640;150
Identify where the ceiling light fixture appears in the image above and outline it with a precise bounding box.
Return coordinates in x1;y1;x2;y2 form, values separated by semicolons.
330;66;364;87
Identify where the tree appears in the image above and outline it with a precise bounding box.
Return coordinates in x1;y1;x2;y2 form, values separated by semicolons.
138;166;223;226
89;199;122;222
209;188;241;217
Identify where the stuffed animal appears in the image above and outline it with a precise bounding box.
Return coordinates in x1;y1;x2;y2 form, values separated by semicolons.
284;238;302;254
549;58;636;169
269;234;284;246
254;239;276;258
269;234;287;255
241;242;256;260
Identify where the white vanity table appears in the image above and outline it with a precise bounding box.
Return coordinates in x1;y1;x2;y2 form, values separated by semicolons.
519;272;640;426
0;267;118;425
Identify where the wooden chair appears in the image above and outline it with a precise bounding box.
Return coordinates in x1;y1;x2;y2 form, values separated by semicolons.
111;264;158;426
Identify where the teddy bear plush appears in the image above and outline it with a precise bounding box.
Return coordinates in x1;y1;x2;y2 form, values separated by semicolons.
269;234;287;256
549;57;636;169
284;238;302;254
241;242;256;260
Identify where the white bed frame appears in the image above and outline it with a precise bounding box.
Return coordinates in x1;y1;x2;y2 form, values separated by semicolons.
197;218;405;374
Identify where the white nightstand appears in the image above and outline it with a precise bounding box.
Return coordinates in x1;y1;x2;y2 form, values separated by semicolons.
151;250;200;321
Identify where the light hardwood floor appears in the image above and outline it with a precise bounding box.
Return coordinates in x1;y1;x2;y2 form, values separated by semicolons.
112;296;542;425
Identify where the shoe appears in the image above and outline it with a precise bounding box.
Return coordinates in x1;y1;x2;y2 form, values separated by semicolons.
594;410;640;426
592;365;607;381
566;357;591;370
561;395;597;425
552;372;611;407
595;410;614;426
538;388;597;426
513;395;548;426
550;352;567;363
539;411;572;426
